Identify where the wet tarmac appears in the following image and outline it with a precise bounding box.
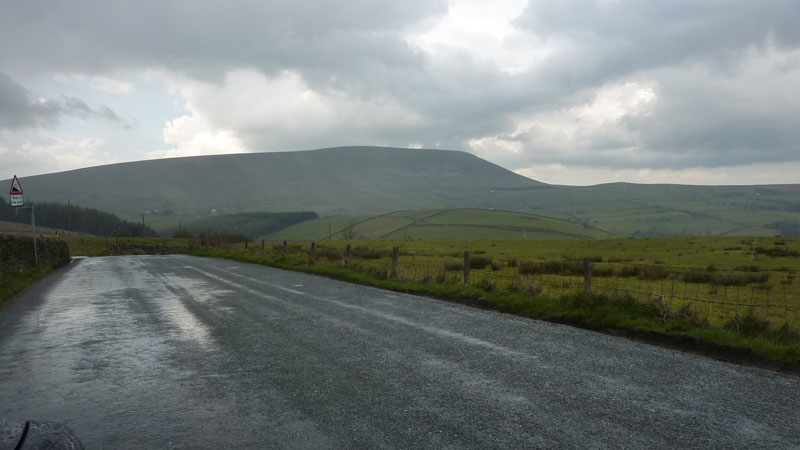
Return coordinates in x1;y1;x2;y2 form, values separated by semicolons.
1;255;798;449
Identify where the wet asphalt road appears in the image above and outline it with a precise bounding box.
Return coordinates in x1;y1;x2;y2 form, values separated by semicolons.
0;255;798;449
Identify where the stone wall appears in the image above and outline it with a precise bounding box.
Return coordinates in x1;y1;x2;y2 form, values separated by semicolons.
0;234;71;275
109;241;192;255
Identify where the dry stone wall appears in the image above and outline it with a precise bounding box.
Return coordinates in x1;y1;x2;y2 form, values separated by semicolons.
0;235;70;275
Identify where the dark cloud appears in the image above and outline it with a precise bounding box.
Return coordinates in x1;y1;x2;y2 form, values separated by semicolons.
0;72;129;130
0;0;446;82
0;72;60;129
475;0;800;170
515;0;800;84
621;63;800;168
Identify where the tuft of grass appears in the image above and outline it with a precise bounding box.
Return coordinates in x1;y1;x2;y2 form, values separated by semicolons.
352;246;384;259
469;255;493;270
734;264;762;272
508;280;545;295
755;246;800;258
443;261;464;271
726;311;773;337
519;260;583;276
476;278;495;291
317;246;342;262
608;257;634;263
679;269;769;287
616;264;669;280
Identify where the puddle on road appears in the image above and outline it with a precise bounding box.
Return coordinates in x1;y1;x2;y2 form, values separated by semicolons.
158;274;234;305
40;257;223;351
146;273;232;351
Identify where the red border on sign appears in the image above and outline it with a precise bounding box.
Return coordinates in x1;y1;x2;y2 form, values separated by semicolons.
9;175;23;195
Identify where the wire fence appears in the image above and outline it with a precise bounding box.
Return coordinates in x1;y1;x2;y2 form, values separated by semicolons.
234;241;800;329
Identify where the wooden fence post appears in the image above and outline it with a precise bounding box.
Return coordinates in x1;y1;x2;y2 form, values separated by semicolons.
261;239;265;255
282;240;287;257
583;258;592;293
464;251;471;284
391;246;399;276
345;244;351;266
310;242;316;263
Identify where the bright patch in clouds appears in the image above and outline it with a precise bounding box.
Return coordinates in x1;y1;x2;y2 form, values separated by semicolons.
410;0;543;74
52;74;133;95
515;80;657;145
160;69;423;152
469;81;658;163
0;133;111;176
89;77;133;95
152;114;246;159
184;70;331;132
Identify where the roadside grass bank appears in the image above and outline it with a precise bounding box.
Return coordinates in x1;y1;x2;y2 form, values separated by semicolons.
189;246;800;371
1;234;71;308
0;266;53;308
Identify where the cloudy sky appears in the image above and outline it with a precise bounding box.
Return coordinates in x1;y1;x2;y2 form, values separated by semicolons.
1;0;799;185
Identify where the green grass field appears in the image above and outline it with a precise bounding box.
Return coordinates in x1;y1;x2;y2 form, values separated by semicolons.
518;183;800;237
267;208;615;241
221;235;800;329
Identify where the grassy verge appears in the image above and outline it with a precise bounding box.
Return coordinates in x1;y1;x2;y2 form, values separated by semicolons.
0;266;53;308
190;247;800;369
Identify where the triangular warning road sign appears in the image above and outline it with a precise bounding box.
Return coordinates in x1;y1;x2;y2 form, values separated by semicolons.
9;175;23;195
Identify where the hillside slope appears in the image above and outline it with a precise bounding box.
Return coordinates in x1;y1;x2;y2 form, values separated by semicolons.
2;146;799;237
530;183;800;237
1;147;544;230
267;209;615;241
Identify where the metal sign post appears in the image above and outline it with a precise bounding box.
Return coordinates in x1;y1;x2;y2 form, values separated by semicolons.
31;205;38;265
9;174;37;265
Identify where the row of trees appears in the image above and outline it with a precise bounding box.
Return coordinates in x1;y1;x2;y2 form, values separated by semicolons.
178;211;318;240
0;199;158;237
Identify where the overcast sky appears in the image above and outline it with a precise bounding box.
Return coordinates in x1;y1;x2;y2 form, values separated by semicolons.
1;0;799;185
